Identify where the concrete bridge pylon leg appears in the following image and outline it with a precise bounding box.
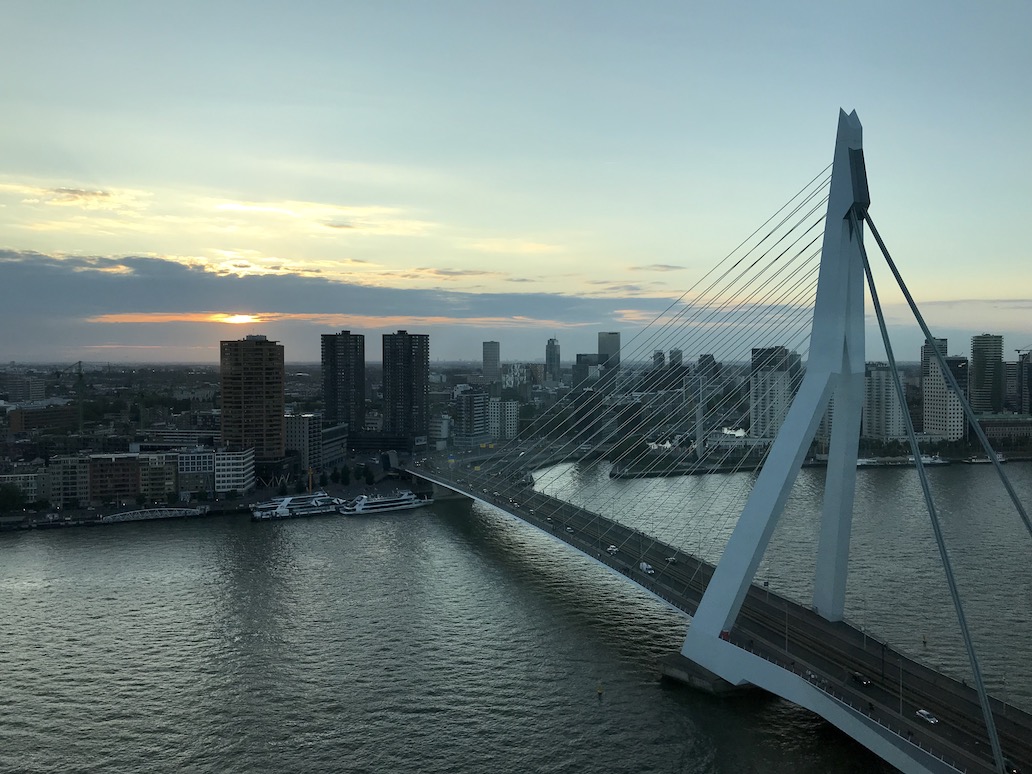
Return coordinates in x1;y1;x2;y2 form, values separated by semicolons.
683;109;869;670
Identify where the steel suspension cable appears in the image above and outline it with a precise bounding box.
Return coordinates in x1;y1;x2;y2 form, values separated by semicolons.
853;208;1006;774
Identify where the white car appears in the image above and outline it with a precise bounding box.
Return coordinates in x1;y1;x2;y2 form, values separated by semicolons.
606;545;618;555
565;526;574;533
915;709;938;724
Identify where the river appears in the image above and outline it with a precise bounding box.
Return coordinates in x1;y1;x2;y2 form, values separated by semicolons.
2;462;1029;773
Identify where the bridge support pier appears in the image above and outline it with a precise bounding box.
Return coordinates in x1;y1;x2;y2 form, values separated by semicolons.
657;652;755;696
428;481;473;501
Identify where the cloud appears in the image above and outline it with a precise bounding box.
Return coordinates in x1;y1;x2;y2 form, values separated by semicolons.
0;249;670;361
0;182;149;211
87;311;585;329
411;267;499;279
630;263;686;272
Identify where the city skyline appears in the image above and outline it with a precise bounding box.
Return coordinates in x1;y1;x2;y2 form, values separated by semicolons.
2;2;1031;363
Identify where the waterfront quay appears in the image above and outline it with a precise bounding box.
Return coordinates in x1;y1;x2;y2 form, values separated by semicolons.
0;472;432;532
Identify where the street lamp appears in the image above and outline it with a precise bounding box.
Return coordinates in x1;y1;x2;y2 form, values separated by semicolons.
898;656;903;716
784;600;789;653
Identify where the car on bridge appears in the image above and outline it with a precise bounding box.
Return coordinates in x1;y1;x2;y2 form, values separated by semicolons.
606;545;618;555
915;709;938;724
850;671;872;687
639;562;655;575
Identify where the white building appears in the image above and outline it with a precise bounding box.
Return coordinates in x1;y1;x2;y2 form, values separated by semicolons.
489;398;520;441
502;363;530;390
453;391;491;449
749;347;800;439
428;414;452;451
286;413;322;472
214;447;255;494
862;362;907;440
178;447;256;496
923;357;968;441
750;370;794;438
0;470;43;502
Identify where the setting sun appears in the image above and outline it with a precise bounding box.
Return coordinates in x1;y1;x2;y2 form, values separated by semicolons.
214;313;260;324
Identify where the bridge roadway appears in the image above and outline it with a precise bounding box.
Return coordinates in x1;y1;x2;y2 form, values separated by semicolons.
411;465;1031;774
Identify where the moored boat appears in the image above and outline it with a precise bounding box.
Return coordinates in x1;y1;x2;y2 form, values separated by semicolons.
908;454;951;466
250;492;347;521
339;489;433;516
963;452;1007;464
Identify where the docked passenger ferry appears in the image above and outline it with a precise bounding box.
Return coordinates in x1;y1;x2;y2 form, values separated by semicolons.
338;490;433;516
250;492;347;521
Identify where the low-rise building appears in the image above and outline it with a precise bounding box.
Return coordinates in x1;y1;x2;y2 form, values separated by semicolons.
43;455;90;508
0;470;44;503
214;447;255;495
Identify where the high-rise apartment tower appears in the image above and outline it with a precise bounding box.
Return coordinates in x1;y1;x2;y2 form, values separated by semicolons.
321;330;365;429
749;346;801;438
924;356;969;441
545;338;561;383
598;332;621;371
483;341;501;382
969;334;1004;413
383;330;430;443
220;334;285;462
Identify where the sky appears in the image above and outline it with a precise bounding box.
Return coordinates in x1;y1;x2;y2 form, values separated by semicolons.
2;1;1030;364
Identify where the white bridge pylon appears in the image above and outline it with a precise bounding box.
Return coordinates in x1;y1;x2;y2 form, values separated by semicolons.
684;109;867;654
681;111;974;774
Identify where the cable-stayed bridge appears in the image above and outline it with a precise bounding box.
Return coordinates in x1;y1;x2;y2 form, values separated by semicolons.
411;111;1031;774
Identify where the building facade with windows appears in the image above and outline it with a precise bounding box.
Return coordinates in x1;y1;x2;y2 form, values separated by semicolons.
749;346;801;439
545;338;561;383
220;335;285;462
862;362;907;440
923;356;969;441
321;330;365;430
489;397;520;441
382;330;430;450
969;334;1004;414
482;341;501;383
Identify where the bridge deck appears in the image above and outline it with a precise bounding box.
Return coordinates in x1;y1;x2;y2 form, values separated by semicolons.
412;466;1032;774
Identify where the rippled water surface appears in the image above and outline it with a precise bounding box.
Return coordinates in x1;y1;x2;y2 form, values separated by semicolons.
9;463;1028;773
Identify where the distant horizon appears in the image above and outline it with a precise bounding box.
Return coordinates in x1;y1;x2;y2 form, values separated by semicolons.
3;357;931;369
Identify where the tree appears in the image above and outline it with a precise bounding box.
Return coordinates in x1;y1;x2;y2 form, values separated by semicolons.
295;479;306;494
319;472;329;488
330;467;341;484
364;467;375;486
166;491;180;505
0;484;25;513
277;482;289;497
341;466;351;485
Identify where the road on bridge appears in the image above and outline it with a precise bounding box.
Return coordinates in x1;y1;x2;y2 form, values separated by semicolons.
412;462;1030;774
